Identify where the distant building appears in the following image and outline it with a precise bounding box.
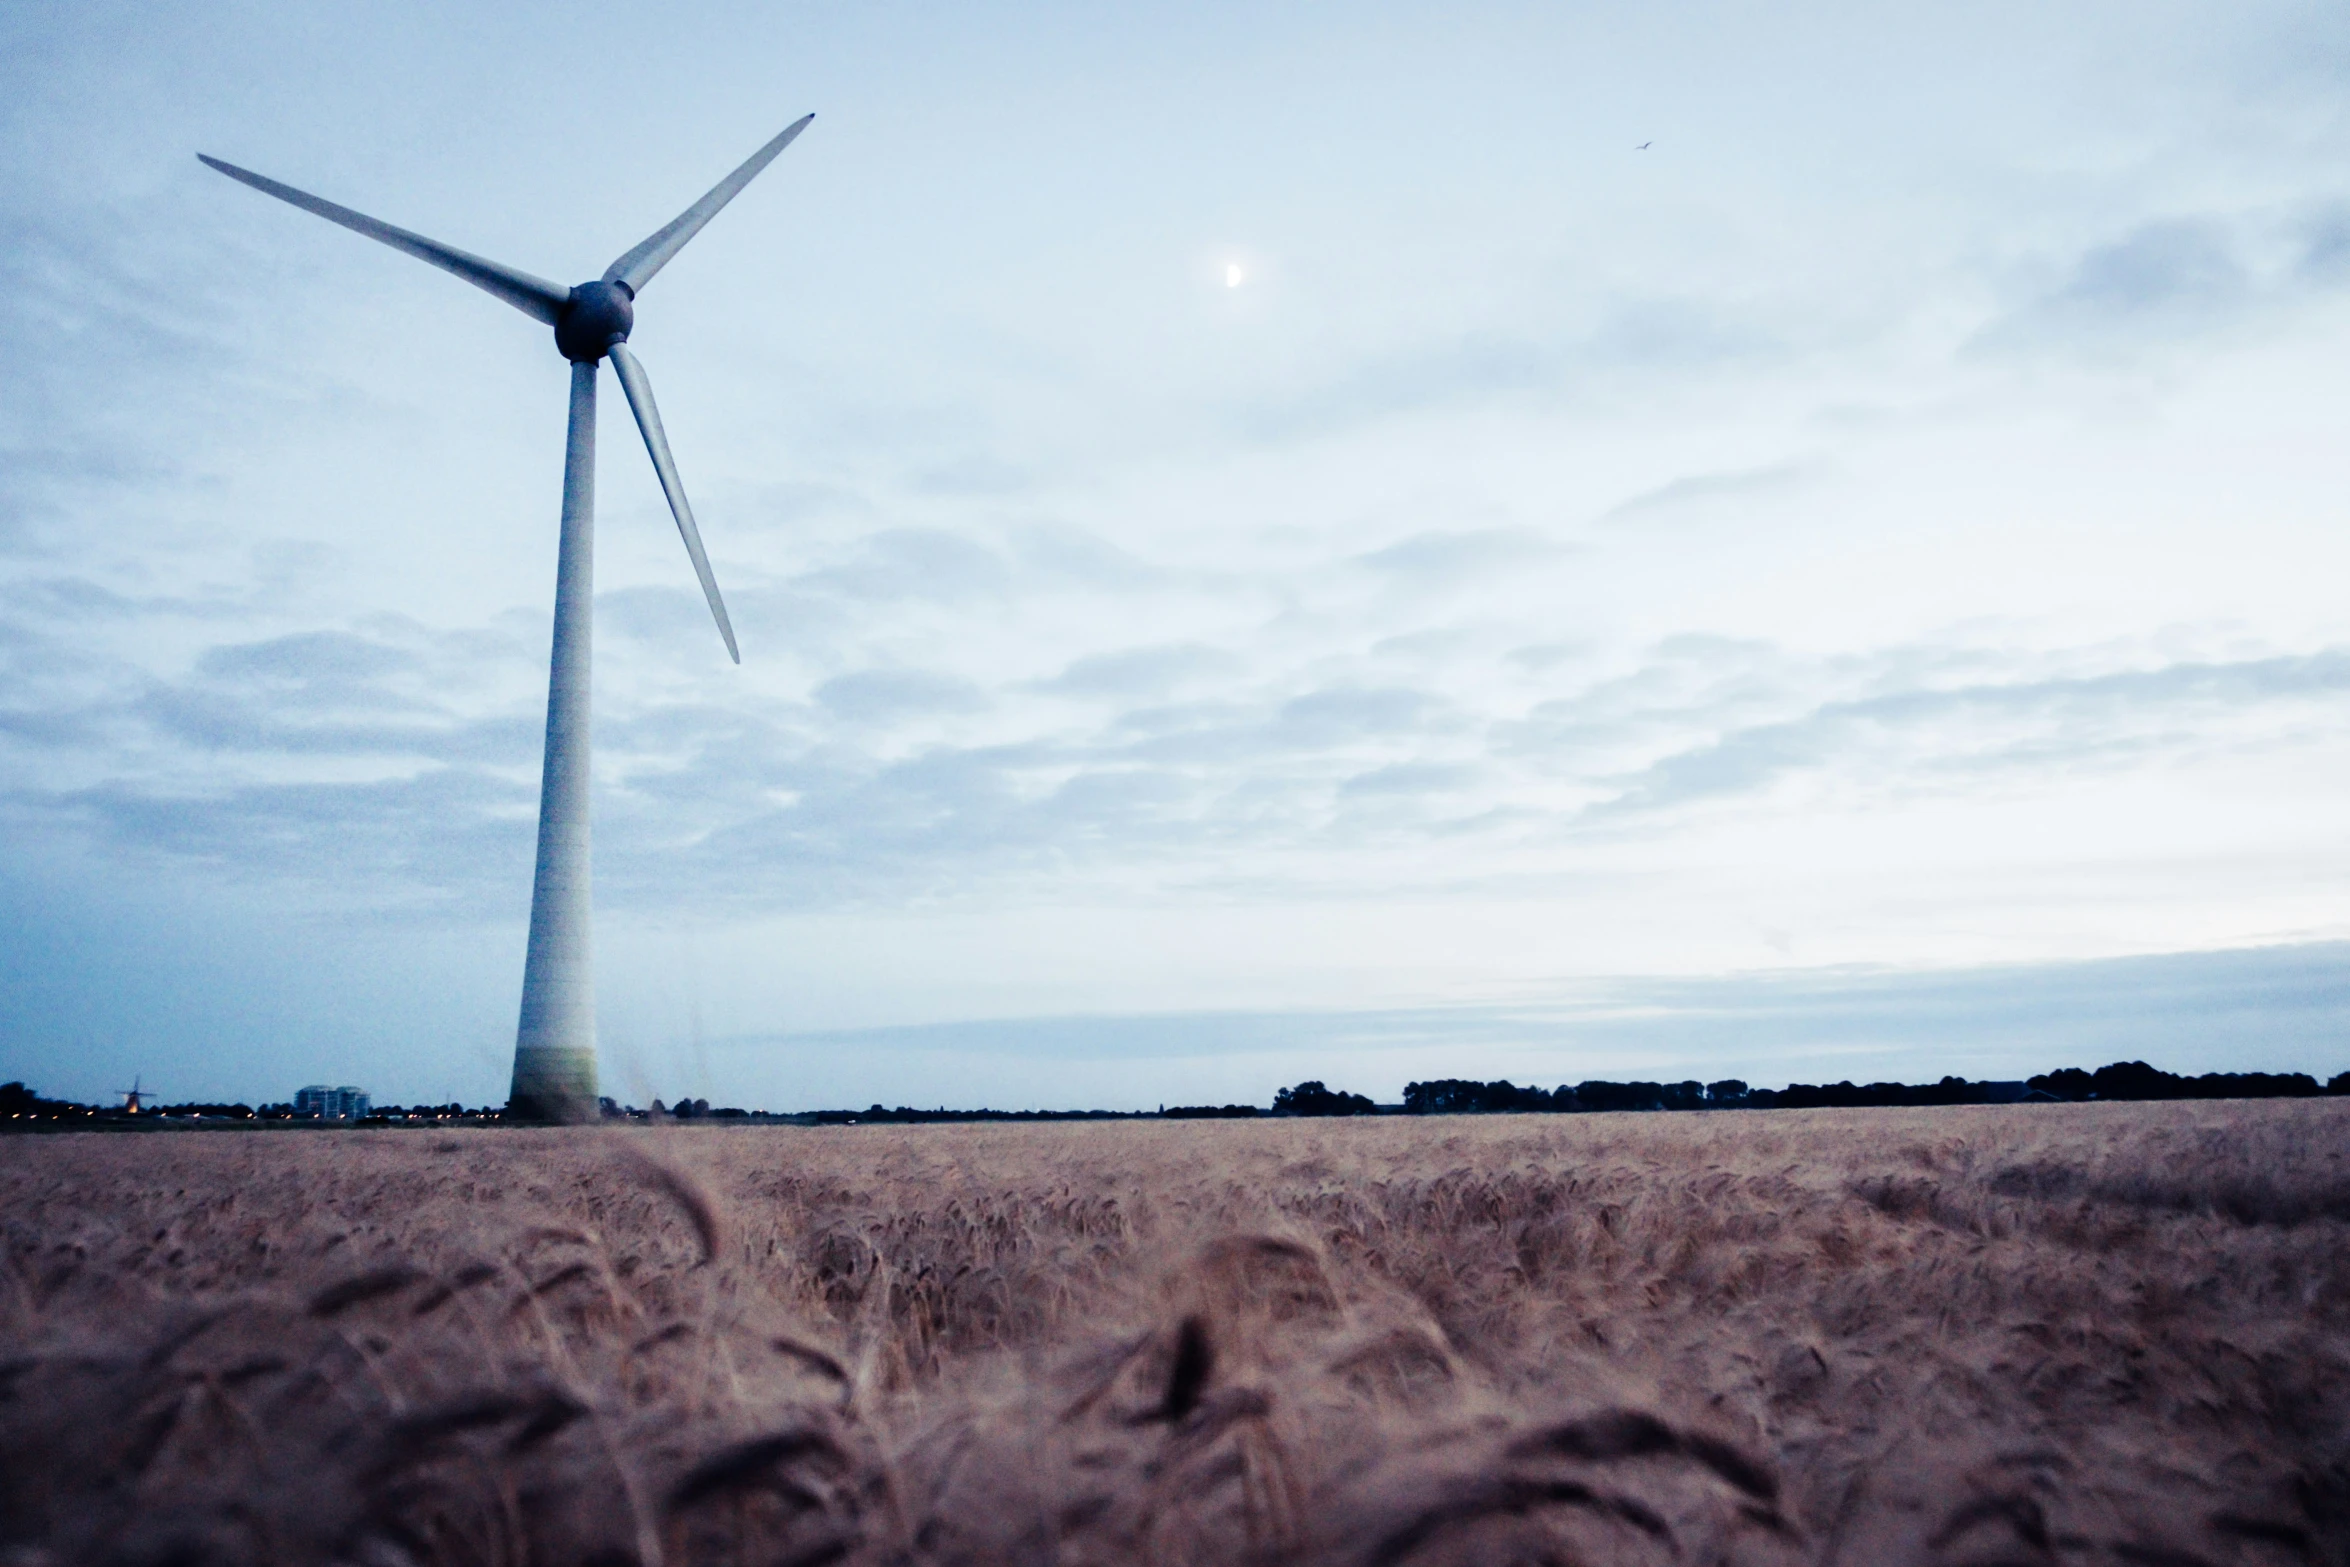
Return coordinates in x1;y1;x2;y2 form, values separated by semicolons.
294;1085;371;1119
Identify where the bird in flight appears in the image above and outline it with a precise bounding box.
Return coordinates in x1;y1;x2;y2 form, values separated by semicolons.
1636;141;1653;150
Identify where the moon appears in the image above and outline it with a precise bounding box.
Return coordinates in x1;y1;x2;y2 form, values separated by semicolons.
1224;263;1245;288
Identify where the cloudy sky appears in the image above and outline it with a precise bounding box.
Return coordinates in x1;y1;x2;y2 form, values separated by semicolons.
5;0;2349;1109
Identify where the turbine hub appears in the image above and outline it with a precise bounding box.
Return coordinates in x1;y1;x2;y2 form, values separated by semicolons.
555;280;634;363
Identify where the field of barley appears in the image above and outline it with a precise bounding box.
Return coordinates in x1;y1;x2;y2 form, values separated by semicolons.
3;1100;2347;1566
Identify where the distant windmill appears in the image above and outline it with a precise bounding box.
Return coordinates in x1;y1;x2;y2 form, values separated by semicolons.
117;1076;146;1115
202;116;815;1122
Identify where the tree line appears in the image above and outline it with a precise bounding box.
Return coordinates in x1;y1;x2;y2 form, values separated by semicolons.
8;1058;2348;1131
1227;1062;2350;1117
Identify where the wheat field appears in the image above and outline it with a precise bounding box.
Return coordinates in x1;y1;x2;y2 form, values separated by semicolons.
3;1100;2346;1565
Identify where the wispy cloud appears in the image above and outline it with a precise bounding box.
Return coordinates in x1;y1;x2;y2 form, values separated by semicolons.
1970;205;2350;359
1596;463;1818;527
793;528;1012;604
1037;642;1244;698
814;667;990;723
1240;296;1789;442
1355;527;1566;581
1589;649;2350;818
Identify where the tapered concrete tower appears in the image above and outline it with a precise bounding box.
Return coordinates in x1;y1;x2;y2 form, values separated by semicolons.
509;361;603;1119
202;117;813;1122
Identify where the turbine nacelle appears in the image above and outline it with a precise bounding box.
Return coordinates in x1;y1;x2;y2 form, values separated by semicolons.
556;279;635;364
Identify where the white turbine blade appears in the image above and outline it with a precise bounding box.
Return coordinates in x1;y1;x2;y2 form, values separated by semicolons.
602;114;813;296
606;344;739;663
198;154;570;324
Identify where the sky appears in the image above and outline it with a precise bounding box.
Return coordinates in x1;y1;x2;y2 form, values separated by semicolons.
4;0;2350;1110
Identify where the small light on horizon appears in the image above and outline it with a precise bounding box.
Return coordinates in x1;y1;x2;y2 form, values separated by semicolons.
1225;263;1245;288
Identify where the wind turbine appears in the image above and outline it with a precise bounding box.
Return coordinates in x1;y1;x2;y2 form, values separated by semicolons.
202;115;814;1123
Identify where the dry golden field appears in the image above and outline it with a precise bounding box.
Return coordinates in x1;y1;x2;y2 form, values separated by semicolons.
3;1101;2347;1566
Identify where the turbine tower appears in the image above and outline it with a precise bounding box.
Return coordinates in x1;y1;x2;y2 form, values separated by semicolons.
202;116;814;1123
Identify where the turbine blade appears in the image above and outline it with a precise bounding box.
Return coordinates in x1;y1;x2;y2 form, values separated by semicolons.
606;344;739;663
198;154;570;324
602;114;813;296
